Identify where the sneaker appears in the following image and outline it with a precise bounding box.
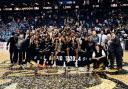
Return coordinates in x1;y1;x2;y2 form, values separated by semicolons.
66;56;70;63
52;63;56;67
20;65;25;70
9;64;14;67
37;60;40;64
105;67;109;70
63;62;66;67
75;60;78;67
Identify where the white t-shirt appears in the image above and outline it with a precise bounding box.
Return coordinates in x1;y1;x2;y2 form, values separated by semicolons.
98;34;107;44
92;50;106;58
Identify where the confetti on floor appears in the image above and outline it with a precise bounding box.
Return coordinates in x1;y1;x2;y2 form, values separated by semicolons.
0;51;128;89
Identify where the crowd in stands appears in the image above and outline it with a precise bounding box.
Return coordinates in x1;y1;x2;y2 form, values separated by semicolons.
0;9;128;42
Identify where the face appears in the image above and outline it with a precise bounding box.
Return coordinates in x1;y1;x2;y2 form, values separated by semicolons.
19;34;24;39
84;37;88;41
111;33;116;39
35;40;39;45
88;30;92;35
95;45;100;51
101;31;104;34
107;34;111;40
58;33;61;37
71;32;74;37
92;31;96;36
88;36;93;41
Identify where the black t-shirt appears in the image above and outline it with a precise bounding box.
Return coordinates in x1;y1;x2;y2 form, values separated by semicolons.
7;36;17;49
95;50;103;58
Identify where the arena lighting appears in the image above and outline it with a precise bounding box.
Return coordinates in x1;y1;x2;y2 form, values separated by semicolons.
35;3;39;5
120;4;128;6
11;3;14;6
34;7;39;10
14;7;35;11
43;7;52;9
59;0;75;4
111;4;118;7
93;5;99;8
75;6;79;9
66;1;75;4
3;8;12;11
63;6;71;9
22;3;27;6
21;7;33;10
14;7;19;11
